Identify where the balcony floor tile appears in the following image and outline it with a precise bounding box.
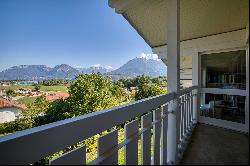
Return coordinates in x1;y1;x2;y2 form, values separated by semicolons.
181;123;249;165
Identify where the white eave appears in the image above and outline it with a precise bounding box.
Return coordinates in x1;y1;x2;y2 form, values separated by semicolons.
109;0;249;49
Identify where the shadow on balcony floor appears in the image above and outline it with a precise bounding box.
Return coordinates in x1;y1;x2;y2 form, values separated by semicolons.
181;123;249;165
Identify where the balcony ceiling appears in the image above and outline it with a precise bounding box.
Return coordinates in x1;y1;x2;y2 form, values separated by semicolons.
109;0;249;48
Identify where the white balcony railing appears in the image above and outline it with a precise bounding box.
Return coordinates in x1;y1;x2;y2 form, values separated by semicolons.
0;86;198;165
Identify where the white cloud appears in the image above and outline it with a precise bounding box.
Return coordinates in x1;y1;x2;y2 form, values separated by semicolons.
139;53;160;61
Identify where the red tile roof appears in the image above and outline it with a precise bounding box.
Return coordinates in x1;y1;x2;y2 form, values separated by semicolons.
46;92;69;101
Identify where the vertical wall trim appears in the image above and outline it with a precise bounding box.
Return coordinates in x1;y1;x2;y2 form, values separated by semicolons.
246;42;249;134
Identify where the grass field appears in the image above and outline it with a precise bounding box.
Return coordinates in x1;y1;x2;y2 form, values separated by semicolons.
40;85;68;92
0;85;68;92
17;96;39;105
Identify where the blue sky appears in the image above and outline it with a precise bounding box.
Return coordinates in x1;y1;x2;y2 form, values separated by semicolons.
0;0;151;71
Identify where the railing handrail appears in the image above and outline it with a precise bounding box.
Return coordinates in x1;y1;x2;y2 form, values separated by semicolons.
0;86;197;165
179;86;198;96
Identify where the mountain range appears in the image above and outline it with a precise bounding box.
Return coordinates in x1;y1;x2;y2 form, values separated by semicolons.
0;57;167;80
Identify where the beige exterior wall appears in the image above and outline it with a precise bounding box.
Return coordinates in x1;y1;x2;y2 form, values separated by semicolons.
153;29;247;80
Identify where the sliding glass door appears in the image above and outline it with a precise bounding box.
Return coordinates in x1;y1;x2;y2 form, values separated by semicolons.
198;49;248;132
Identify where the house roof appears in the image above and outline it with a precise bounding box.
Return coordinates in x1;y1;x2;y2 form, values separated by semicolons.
46;92;69;101
109;0;249;49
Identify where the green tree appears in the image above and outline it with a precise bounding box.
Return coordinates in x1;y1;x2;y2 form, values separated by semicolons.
135;83;166;100
111;81;128;103
133;75;151;86
67;73;119;116
34;99;70;126
34;84;41;91
119;78;134;89
151;76;167;87
6;89;16;97
0;117;33;135
35;73;126;126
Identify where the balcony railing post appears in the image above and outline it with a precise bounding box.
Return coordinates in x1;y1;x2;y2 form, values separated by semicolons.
192;89;198;124
167;101;178;165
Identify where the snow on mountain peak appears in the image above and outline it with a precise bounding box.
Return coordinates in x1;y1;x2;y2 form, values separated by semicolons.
72;65;84;69
11;65;29;69
91;64;113;70
104;65;113;70
91;64;101;68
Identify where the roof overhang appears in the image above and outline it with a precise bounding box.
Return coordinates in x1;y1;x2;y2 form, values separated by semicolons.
109;0;249;49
